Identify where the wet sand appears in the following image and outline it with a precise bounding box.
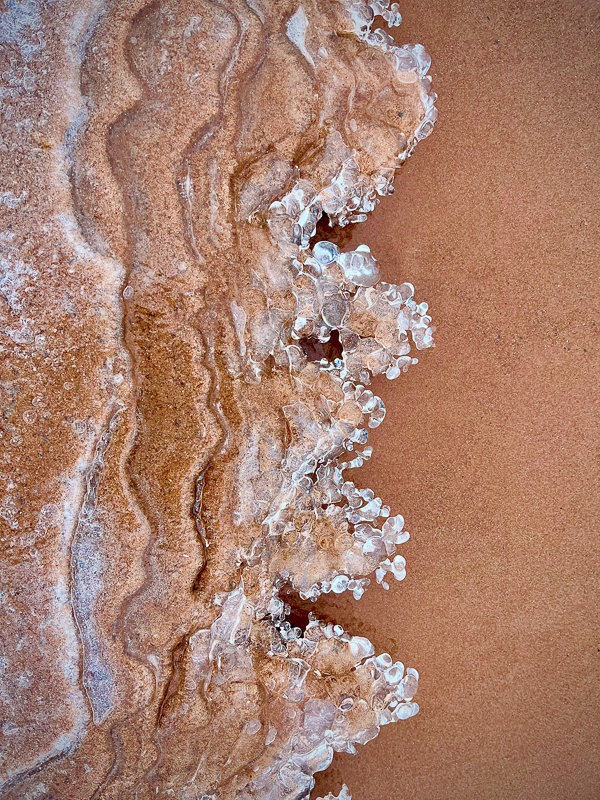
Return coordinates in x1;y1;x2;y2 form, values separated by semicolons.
314;1;600;797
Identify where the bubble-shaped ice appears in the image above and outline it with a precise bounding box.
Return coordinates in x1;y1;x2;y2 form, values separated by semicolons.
337;247;381;287
313;240;341;265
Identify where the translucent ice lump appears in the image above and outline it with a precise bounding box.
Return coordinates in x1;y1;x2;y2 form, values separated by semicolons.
315;785;352;800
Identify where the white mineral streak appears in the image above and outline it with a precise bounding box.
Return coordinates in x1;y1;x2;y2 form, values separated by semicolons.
286;7;315;68
189;2;438;797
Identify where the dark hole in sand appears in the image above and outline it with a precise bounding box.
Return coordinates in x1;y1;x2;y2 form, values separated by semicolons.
281;584;363;637
299;329;344;363
313;213;355;247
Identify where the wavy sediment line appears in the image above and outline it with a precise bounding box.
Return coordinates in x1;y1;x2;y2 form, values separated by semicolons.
70;404;124;724
0;1;144;795
46;5;168;798
89;3;262;796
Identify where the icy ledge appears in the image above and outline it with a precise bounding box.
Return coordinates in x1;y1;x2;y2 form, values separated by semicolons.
186;2;437;798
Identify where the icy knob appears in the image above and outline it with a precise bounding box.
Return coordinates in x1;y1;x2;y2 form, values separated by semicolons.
337;247;381;287
312;240;340;265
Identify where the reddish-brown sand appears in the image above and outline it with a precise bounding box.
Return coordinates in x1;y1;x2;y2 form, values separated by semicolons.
313;1;600;798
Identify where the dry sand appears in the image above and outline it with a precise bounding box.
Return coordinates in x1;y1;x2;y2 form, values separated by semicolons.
313;1;600;797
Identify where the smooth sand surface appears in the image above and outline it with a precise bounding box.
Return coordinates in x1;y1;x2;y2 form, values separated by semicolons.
313;1;600;797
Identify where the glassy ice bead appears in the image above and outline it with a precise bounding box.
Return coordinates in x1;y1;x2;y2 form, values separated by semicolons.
245;719;262;735
398;282;415;301
391;554;406;580
395;703;415;720
386;362;401;379
337;250;381;287
384;664;403;685
265;727;277;745
376;652;393;668
405;42;431;75
312;240;340;265
401;672;418;699
331;575;349;593
417;120;435;140
382;514;404;534
322;297;348;328
338;694;355;712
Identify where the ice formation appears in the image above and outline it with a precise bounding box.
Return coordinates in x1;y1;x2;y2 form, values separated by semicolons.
172;3;437;798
